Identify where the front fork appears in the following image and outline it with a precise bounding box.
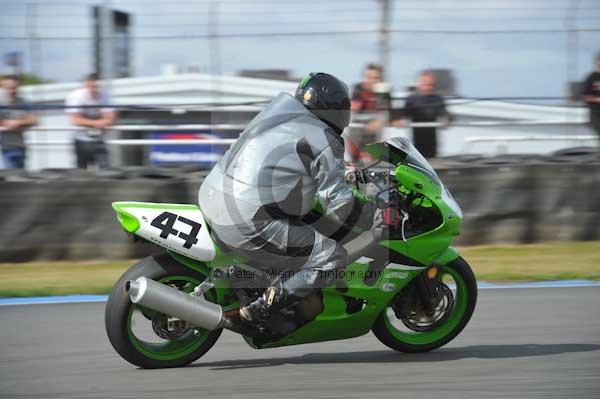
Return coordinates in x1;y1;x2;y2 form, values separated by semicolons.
413;265;442;312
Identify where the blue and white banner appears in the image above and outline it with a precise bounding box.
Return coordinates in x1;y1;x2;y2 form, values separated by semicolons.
148;131;226;167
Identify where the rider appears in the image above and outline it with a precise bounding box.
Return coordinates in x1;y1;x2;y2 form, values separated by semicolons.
198;72;375;323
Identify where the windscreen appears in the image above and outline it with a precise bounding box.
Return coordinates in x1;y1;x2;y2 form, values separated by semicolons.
364;137;462;217
386;137;442;186
391;138;462;216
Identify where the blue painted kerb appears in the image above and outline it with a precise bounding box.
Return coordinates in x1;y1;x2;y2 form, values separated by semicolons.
0;280;598;306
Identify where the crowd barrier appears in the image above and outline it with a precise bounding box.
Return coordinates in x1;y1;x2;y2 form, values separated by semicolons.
0;150;599;262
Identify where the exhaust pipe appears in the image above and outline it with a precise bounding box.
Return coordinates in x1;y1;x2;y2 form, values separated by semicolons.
126;277;231;331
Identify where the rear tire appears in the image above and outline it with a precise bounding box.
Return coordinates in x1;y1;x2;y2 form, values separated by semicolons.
105;253;222;368
372;256;477;353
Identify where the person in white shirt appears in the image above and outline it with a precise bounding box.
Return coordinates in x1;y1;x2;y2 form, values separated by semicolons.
65;73;117;168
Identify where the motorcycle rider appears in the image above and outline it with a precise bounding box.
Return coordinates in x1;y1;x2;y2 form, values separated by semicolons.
198;73;375;324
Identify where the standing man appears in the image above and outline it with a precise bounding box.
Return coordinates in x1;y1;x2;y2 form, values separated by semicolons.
582;52;600;138
0;75;37;169
347;63;391;161
351;63;386;113
65;73;117;169
393;71;452;158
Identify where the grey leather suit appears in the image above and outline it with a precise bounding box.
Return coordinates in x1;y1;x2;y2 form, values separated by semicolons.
198;92;373;297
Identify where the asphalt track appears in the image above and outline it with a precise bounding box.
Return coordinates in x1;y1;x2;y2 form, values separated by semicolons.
1;286;599;399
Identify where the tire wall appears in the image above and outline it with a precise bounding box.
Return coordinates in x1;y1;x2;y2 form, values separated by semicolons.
440;161;600;245
0;161;599;262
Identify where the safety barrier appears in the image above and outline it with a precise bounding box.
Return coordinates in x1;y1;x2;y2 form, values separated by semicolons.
463;134;597;153
1;154;599;262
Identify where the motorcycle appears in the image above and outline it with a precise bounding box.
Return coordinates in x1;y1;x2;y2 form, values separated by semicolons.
105;137;477;368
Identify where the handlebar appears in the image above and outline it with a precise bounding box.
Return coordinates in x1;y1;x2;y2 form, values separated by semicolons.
347;166;425;214
346;169;393;185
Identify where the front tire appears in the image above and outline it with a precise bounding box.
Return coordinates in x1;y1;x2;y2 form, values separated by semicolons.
372;256;477;353
105;253;222;368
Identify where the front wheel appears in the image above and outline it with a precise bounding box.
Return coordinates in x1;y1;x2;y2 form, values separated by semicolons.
372;256;477;353
105;254;222;368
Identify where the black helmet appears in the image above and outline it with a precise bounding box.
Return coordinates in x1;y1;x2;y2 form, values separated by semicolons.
295;72;351;135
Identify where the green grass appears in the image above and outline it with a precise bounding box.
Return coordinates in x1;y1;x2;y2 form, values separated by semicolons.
462;241;600;282
0;261;127;298
1;241;599;297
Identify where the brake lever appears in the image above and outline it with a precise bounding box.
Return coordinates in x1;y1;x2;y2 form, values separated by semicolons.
400;210;409;242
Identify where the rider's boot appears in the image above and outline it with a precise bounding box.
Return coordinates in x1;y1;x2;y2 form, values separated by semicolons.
239;285;300;323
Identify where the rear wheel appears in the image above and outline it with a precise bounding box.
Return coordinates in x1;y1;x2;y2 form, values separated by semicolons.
105;254;222;368
372;257;477;353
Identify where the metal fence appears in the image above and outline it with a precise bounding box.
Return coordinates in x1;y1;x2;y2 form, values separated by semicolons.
17;119;598;169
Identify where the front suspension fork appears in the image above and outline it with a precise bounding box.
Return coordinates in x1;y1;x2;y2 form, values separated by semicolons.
413;265;440;312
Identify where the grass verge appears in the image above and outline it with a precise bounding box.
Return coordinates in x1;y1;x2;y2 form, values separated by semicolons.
1;241;599;297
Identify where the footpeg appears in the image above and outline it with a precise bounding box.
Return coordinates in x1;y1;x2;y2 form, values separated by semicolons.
192;281;215;297
239;306;253;321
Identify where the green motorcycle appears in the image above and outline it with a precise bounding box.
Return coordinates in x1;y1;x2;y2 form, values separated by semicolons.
105;137;477;368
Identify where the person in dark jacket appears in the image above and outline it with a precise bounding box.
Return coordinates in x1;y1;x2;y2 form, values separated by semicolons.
198;73;375;324
393;71;453;158
582;52;600;137
0;75;37;169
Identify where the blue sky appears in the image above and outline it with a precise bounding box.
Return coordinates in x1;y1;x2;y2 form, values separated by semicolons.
0;0;599;99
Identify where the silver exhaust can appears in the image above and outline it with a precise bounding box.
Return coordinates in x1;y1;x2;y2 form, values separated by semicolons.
126;277;226;331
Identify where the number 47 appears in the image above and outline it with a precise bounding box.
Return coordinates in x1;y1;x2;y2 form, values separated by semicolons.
150;212;201;249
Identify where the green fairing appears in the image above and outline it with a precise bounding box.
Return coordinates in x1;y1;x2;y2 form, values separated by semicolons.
396;165;440;196
112;203;140;233
111;149;468;349
112;202;201;234
252;261;424;348
251;159;465;347
434;247;461;266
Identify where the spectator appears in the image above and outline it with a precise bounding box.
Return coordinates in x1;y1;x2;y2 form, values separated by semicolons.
0;75;37;169
65;73;117;169
351;63;386;112
582;52;600;137
346;63;391;161
392;70;452;158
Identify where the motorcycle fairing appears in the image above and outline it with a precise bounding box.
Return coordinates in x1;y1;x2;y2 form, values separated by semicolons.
112;202;217;262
